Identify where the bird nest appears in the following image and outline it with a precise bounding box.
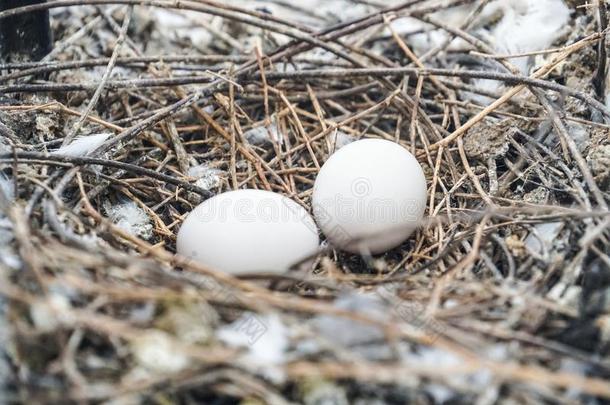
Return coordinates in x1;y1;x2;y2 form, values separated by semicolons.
0;1;609;404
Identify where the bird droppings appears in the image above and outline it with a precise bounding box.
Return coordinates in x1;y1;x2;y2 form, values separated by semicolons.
463;120;511;160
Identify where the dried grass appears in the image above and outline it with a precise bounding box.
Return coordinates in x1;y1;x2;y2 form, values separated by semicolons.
0;0;609;403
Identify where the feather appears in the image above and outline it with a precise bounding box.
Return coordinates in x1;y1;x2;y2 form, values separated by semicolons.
105;200;153;239
491;0;570;73
243;123;283;145
0;173;13;203
217;313;288;382
187;164;223;191
328;130;355;150
51;133;110;157
469;0;570;104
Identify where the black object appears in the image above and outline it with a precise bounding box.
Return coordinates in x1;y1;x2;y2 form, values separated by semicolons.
0;0;52;62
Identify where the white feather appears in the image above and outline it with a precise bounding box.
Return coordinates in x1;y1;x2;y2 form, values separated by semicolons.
152;9;214;47
218;313;287;364
243;123;283;145
105;200;153;239
328;130;355;150
0;173;13;203
469;0;570;104
389;5;494;54
51;133;111;157
491;0;570;73
217;313;288;382
187;164;223;191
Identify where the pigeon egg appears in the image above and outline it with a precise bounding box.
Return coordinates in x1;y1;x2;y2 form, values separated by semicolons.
177;189;319;274
312;139;427;254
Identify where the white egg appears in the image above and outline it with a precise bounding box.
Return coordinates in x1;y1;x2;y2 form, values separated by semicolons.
312;139;427;254
177;189;319;274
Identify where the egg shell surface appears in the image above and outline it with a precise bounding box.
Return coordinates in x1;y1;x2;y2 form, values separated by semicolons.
312;138;427;254
177;189;319;274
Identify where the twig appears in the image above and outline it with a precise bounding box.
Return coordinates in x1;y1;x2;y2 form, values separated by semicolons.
593;0;608;100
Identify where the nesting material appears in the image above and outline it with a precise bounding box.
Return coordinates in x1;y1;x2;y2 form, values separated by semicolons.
1;1;609;403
